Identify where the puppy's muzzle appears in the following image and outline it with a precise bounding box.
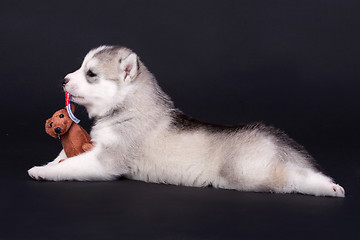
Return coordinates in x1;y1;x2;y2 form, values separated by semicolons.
63;78;70;86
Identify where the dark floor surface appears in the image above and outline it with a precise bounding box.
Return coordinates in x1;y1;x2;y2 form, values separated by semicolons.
1;0;360;239
0;139;359;240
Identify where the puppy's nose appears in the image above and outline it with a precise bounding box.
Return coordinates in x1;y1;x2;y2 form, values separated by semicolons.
55;127;62;134
62;78;70;86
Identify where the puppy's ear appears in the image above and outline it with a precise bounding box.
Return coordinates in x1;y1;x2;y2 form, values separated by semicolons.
119;53;139;82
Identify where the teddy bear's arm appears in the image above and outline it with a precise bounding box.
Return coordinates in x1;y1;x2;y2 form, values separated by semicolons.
82;142;93;152
46;149;68;166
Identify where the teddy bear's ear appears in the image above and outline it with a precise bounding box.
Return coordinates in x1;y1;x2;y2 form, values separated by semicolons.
45;118;57;138
64;104;76;114
70;104;76;114
45;118;51;128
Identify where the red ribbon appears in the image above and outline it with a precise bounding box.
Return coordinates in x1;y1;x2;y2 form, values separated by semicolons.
65;92;71;106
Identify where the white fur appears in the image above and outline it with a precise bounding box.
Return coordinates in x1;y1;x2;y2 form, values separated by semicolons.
28;46;345;197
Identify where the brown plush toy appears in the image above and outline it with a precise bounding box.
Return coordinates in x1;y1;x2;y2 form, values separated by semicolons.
45;104;93;162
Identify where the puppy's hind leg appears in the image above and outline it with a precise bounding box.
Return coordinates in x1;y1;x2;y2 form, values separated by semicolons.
28;150;121;181
278;163;345;197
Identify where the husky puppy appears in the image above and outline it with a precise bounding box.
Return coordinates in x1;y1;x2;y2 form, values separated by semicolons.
28;45;345;197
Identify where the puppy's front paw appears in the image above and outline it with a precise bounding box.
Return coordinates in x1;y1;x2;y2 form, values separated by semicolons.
28;166;48;181
330;182;345;198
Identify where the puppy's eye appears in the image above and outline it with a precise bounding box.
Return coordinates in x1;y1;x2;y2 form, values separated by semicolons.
50;122;53;127
87;70;97;77
59;114;64;118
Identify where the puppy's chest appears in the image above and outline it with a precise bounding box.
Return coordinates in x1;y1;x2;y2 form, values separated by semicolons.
91;125;120;146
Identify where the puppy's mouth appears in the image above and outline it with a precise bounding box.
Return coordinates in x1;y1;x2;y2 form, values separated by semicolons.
70;95;85;102
71;95;84;99
63;89;84;100
64;90;87;105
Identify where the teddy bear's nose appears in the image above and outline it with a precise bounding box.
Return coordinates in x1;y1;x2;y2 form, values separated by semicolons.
55;127;62;134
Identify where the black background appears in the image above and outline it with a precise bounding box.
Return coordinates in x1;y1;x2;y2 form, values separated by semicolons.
0;0;359;239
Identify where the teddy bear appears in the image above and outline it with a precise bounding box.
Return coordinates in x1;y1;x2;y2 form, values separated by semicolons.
45;104;93;162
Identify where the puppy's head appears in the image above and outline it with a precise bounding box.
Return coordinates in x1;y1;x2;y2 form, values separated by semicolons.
63;46;141;118
45;108;73;138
